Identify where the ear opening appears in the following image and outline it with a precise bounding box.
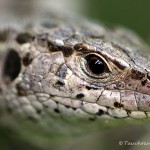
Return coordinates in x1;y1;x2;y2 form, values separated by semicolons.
2;49;21;83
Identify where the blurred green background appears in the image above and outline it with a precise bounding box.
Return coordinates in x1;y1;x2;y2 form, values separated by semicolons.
84;0;150;43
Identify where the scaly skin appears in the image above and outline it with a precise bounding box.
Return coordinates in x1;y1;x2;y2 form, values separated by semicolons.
1;13;150;150
0;14;150;121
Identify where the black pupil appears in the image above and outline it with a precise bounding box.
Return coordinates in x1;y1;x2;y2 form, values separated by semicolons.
86;55;106;75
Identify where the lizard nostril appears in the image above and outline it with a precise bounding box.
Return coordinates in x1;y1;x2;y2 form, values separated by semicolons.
147;72;150;80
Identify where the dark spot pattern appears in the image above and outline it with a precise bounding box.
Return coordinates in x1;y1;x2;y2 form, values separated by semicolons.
65;105;70;108
36;109;42;114
86;86;92;90
72;108;77;111
54;108;60;113
3;49;21;82
57;46;74;57
131;68;145;80
23;52;33;66
37;34;74;57
16;33;33;44
54;80;65;87
141;79;147;86
114;102;124;108
85;86;98;90
126;110;131;114
48;41;74;57
76;93;84;99
96;109;104;116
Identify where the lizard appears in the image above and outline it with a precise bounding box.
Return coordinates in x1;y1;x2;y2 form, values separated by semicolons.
0;12;150;150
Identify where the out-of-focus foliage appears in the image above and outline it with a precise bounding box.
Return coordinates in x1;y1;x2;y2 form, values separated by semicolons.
85;0;150;43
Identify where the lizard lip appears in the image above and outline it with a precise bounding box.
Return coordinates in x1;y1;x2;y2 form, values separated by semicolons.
41;95;149;119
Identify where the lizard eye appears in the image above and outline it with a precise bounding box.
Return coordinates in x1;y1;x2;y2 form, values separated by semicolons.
84;53;110;78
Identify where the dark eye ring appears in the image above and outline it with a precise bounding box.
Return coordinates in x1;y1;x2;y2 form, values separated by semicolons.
84;54;110;76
